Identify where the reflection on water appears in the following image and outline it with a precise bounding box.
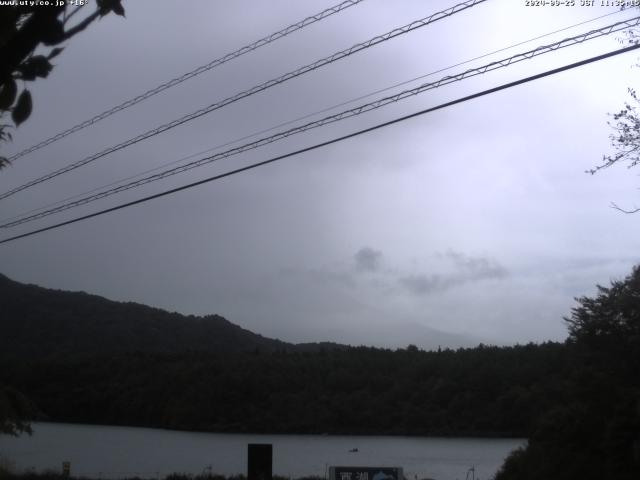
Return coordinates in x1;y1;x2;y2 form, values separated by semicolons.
0;423;525;480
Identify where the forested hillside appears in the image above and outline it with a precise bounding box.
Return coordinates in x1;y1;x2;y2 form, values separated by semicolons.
0;272;568;437
0;273;292;357
0;343;566;437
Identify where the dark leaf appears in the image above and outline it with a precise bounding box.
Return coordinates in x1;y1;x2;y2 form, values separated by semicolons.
0;156;9;169
0;78;17;111
41;18;65;45
96;0;110;16
0;10;18;48
97;0;125;17
0;128;13;141
12;89;32;126
18;56;53;80
112;1;125;17
47;47;64;60
16;70;35;82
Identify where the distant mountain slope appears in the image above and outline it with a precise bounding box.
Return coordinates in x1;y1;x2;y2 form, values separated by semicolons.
0;273;293;358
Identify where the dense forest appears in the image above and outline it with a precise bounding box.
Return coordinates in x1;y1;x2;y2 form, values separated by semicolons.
1;268;640;478
0;343;567;437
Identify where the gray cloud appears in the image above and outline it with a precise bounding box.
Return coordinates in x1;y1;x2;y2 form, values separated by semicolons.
398;274;450;295
444;250;508;281
279;267;356;289
399;251;507;296
354;246;383;273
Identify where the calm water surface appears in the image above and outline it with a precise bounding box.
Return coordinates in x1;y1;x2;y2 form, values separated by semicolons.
0;423;525;480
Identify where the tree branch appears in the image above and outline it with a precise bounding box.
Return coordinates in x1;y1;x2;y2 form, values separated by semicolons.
61;10;101;41
610;202;640;214
63;5;83;26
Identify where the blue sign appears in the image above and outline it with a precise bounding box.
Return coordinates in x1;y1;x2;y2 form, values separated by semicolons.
330;466;404;480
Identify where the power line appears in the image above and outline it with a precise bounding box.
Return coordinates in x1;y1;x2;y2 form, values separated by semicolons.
5;6;625;227
3;15;638;230
6;0;366;162
2;7;623;226
1;43;638;246
3;8;628;227
0;0;487;201
0;10;625;227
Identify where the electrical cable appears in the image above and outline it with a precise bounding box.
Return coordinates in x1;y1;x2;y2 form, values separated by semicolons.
6;0;366;162
1;43;638;245
2;7;623;226
2;15;638;229
0;0;486;201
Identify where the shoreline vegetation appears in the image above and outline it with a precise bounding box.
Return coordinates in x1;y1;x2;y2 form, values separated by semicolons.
13;420;529;439
0;471;326;480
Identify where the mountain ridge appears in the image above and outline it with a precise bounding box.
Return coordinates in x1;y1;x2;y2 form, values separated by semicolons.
0;273;478;357
0;273;299;358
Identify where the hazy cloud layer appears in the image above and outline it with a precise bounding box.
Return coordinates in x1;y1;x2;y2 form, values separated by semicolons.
398;251;508;296
399;274;452;295
444;250;508;280
354;246;383;273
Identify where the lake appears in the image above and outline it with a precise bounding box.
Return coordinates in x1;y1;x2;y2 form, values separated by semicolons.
0;423;525;480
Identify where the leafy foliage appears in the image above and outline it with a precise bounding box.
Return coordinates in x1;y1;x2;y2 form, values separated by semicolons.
0;1;125;169
0;385;37;437
0;80;17;111
496;266;640;480
11;90;32;126
0;472;300;480
566;265;640;348
591;88;640;179
591;10;640;212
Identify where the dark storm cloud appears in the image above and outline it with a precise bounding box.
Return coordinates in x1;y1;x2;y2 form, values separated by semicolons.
354;246;383;273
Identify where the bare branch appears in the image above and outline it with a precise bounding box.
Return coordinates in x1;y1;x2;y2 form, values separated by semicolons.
610;202;640;214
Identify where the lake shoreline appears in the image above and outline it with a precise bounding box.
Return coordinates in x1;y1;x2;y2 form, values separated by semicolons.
0;422;525;480
25;420;526;441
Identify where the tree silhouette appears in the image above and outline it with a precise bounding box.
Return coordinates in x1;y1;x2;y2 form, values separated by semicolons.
0;0;125;169
591;6;640;212
496;265;640;480
0;385;37;436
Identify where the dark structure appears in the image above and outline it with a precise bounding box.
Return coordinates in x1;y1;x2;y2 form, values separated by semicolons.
248;443;272;480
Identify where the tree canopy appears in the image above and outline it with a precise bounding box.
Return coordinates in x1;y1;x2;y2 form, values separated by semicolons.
566;265;640;350
496;265;640;480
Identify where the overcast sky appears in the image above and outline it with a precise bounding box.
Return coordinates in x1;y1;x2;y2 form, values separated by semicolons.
1;0;640;349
